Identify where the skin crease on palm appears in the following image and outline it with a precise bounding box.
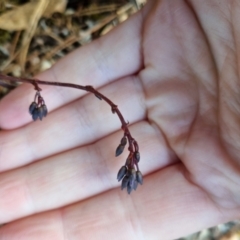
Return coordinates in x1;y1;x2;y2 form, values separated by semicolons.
0;0;239;239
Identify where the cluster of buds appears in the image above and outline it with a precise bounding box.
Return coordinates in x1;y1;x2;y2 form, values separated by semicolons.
116;136;143;194
29;92;48;121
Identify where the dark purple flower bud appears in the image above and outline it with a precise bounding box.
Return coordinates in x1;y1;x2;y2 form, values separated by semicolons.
134;151;140;163
128;169;136;189
136;171;143;185
115;144;125;157
121;176;129;190
117;166;127;181
42;104;48;117
38;106;45;120
133;180;138;190
127;184;133;194
120;136;127;146
29;102;37;115
32;108;39;121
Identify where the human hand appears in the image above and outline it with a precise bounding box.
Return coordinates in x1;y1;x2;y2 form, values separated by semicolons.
0;0;239;239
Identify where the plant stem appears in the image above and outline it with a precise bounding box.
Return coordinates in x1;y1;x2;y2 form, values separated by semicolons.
0;73;139;165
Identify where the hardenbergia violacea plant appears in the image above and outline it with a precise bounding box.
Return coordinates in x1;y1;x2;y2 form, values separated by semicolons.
0;73;143;194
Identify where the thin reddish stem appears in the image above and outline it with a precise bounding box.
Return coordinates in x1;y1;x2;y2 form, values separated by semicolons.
0;73;139;158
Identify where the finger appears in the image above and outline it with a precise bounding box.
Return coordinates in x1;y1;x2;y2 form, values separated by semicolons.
0;121;176;223
0;76;145;171
0;165;235;240
0;9;143;129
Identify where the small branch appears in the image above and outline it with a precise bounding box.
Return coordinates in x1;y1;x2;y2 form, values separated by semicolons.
0;73;142;194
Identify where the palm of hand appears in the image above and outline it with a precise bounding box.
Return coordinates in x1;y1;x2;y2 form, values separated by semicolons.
0;0;239;239
143;0;240;210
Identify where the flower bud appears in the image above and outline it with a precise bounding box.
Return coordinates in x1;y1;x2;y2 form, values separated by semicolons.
120;136;127;146
136;171;143;185
115;144;125;157
42;104;48;117
127;184;133;194
32;108;40;121
121;176;129;190
128;169;136;189
133;180;138;190
117;166;127;181
38;106;45;120
29;102;37;115
134;151;140;163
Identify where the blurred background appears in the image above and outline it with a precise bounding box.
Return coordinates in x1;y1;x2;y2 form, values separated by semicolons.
0;0;239;239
